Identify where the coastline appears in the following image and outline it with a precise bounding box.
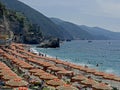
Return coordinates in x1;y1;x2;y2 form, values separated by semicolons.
28;45;120;89
31;46;119;76
0;43;119;89
32;40;120;76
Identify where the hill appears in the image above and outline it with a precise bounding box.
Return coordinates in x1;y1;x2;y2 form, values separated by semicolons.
0;0;73;40
0;2;43;44
80;25;120;40
51;18;109;40
1;0;120;40
51;18;120;40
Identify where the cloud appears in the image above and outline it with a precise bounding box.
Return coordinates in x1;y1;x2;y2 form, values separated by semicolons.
18;0;120;32
96;0;120;18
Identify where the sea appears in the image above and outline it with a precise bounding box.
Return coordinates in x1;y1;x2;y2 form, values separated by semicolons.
31;40;120;76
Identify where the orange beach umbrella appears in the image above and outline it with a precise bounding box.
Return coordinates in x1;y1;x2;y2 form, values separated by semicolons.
2;74;20;81
46;79;65;87
57;70;74;76
6;79;28;87
33;72;47;77
29;68;45;73
81;78;97;86
48;66;65;72
71;74;87;82
56;84;78;90
39;74;58;80
92;83;112;90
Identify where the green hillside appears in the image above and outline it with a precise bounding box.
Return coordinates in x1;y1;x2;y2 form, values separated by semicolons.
1;0;117;41
0;0;73;40
0;2;43;44
51;18;94;40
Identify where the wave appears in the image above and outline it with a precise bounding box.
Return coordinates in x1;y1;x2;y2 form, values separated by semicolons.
104;68;120;76
29;47;39;55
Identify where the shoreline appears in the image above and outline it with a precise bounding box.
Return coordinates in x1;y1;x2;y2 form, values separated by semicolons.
0;43;119;89
27;45;120;89
31;46;120;76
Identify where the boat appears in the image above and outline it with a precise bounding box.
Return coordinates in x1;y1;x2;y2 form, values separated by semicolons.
88;40;92;43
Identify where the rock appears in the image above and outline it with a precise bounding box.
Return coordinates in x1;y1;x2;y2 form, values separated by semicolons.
37;38;60;48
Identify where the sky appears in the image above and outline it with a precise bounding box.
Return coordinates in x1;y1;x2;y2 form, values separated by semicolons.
18;0;120;32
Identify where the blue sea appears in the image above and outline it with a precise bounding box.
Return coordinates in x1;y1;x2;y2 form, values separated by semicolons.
32;40;120;76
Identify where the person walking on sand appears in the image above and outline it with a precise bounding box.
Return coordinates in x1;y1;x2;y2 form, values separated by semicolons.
56;56;57;59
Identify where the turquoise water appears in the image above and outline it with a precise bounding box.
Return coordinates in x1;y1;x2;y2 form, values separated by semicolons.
33;40;120;76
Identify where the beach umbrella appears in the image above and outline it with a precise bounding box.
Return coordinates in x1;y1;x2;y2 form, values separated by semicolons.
40;62;54;67
68;64;80;69
29;78;40;84
93;71;106;77
62;61;72;66
18;87;28;90
113;77;120;82
71;75;87;82
85;68;97;74
92;83;112;90
33;72;47;77
56;84;78;90
29;68;45;73
46;79;65;87
0;66;7;70
57;70;74;76
77;66;88;72
19;63;34;69
0;70;14;76
103;74;116;80
81;78;97;86
2;74;20;81
39;74;58;80
0;66;10;70
6;79;28;87
48;66;65;72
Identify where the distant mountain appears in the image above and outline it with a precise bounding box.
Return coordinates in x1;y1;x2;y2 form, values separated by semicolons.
50;18;94;40
51;18;120;40
1;0;120;40
80;25;120;40
51;18;109;40
0;1;43;44
0;0;73;40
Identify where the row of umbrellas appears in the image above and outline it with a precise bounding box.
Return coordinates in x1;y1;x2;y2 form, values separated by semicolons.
71;74;112;90
1;50;34;70
0;62;28;88
2;47;79;90
8;43;114;90
16;44;120;82
6;47;75;77
11;47;112;90
29;68;78;90
3;47;73;78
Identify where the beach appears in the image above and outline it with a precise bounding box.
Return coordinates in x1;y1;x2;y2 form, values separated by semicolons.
0;43;120;90
35;40;120;76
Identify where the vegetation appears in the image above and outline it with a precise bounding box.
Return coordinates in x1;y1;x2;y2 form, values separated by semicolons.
0;1;43;44
0;0;66;39
1;0;120;41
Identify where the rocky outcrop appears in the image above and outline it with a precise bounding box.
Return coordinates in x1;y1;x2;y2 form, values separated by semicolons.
37;38;60;48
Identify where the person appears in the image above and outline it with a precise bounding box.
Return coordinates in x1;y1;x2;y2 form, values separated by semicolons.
0;79;5;87
96;64;99;67
85;65;88;68
56;56;57;59
39;80;45;90
45;54;46;57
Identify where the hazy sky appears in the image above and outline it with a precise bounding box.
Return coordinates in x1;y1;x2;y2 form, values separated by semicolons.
19;0;120;32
